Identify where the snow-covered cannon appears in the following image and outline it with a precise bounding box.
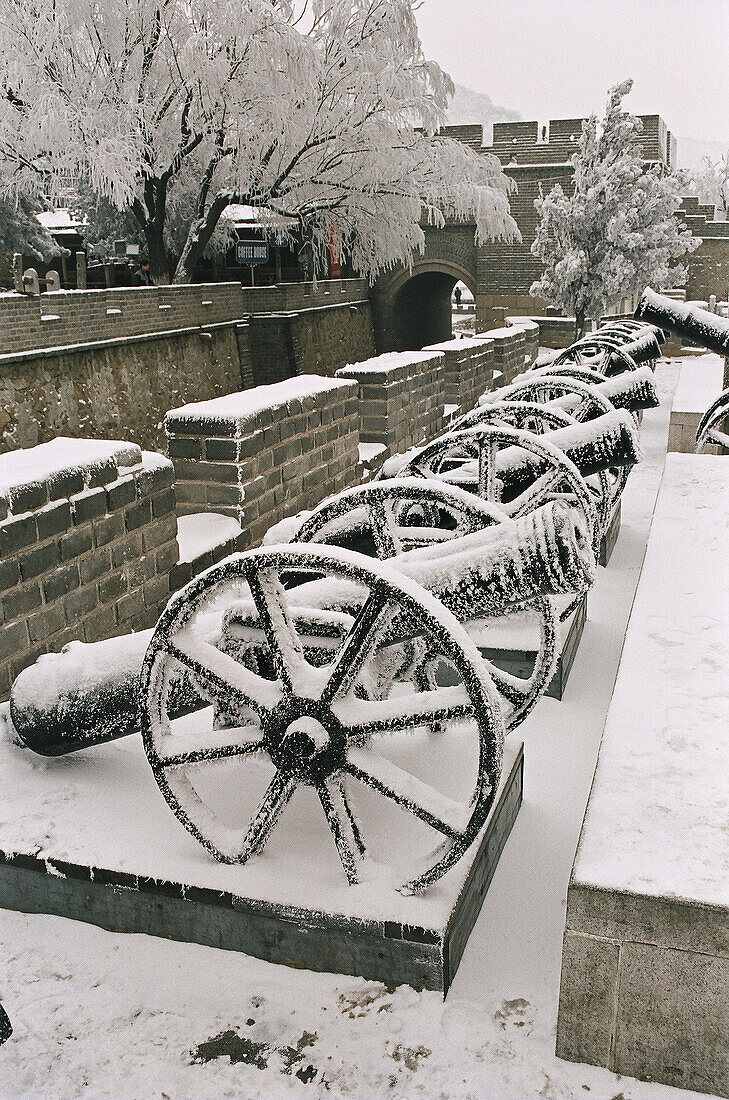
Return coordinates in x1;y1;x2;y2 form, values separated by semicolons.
141;499;594;891
473;364;659;421
10;500;593;893
635;288;729;357
266;475;567;728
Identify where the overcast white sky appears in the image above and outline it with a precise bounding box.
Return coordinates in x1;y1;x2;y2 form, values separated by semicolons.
415;0;729;145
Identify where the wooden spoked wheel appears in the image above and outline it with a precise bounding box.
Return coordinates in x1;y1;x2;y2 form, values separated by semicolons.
695;389;729;453
398;425;596;622
291;477;557;732
490;377;625;525
294;477;507;555
140;544;505;894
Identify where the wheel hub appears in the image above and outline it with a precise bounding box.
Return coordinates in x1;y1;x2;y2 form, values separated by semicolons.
266;702;346;784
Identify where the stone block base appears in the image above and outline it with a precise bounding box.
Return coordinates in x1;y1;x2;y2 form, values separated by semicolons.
0;726;522;995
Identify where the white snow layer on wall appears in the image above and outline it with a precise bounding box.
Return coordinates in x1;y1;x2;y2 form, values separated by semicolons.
573;452;729;904
671;352;725;414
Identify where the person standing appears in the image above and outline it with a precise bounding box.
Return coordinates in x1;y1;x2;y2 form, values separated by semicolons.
453;284;462;308
132;258;153;286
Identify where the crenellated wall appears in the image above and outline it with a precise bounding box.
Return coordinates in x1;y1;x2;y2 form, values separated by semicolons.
0;439;178;700
165;376;361;548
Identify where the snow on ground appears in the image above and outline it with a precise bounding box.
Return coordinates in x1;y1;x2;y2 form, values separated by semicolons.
176;513;243;564
0;360;712;1099
671;352;725;414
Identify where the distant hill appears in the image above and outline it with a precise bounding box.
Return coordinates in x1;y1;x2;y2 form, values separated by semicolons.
676;135;729;172
444;83;521;142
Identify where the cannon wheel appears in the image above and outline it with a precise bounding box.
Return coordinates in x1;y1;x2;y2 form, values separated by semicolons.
293;477;557;731
492;377;626;521
398;425;596;621
695;389;729;453
295;476;507;554
140;544;505;894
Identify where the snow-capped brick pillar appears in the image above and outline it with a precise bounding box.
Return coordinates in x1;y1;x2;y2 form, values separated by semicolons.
505;317;540;366
336;351;447;458
420;337;496;412
0;439;178;700
164;376;361;547
477;326;529;386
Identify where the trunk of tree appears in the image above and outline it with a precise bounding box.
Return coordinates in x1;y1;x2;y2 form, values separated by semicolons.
574;306;587;340
145;224;170;285
173;191;236;284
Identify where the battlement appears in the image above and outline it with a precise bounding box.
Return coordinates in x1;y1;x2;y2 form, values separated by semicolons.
484;113;675;169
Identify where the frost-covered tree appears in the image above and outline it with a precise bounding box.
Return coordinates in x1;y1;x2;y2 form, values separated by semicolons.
0;0;517;284
0;192;61;264
530;79;698;338
691;152;729;218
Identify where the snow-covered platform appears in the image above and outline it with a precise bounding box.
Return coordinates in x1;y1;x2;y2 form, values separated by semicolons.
556;453;729;1096
0;710;523;995
473;593;587;701
667;352;725;453
599;498;621;566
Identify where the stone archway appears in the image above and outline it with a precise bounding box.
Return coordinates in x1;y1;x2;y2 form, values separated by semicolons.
370;226;478;352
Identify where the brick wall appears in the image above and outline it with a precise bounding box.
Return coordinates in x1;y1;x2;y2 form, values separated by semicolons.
0;324;244;454
0;283;246;355
0;278;376;454
336;351;447;459
480;327;528;385
421;337;496;411
0;439;178;700
505;318;540;364
165;376;361;548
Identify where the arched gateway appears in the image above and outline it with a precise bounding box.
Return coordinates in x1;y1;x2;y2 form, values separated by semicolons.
370;225;478;351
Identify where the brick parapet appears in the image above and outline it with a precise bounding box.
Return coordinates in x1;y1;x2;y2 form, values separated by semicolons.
505;317;540;364
0;279;370;358
165;376;361;548
474;327;528;385
421;337;496;410
0;441;178;700
336;351;447;457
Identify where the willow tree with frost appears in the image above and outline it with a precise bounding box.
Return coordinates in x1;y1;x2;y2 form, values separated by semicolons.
530;79;698;338
0;0;518;283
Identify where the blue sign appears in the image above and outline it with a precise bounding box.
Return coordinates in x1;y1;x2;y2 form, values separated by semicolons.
236;240;269;264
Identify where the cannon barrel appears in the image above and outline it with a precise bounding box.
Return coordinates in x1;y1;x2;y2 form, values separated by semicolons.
607;330;662;370
237;500;595;629
381;409;639;483
501;410;639;487
9;631;199;757
393;499;594;621
486;364;659;415
635;288;729;356
9;632;152;756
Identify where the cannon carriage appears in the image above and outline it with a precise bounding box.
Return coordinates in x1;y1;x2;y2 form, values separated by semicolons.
8;312;651;901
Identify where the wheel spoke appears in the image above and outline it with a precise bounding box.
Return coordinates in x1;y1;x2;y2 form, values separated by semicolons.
333;683;474;738
345;747;470;839
369;497;398;558
508;466;563;517
319;588;390;705
317;780;360;884
478;435;498;500
247;567;309;694
158;725;264;769
168;632;280;718
238;770;297;861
